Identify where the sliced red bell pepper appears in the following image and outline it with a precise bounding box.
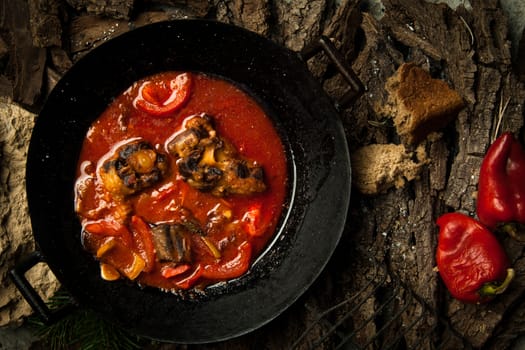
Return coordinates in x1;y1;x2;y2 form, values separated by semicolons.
202;241;252;280
84;219;133;247
84;220;127;236
129;215;156;272
161;264;191;279
436;212;514;303
476;132;525;241
174;264;203;290
242;203;271;237
134;73;192;117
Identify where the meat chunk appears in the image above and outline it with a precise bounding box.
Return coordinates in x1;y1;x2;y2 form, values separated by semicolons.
150;223;196;262
166;114;267;197
99;140;169;197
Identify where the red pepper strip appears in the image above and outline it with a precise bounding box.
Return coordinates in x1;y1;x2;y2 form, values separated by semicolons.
242;203;272;237
436;212;514;304
129;216;156;272
174;264;203;290
84;220;127;235
84;220;133;247
160;264;191;279
477;132;525;241
134;73;192;117
242;204;262;236
202;241;252;280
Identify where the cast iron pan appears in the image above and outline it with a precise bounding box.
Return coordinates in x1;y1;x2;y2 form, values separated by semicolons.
11;19;362;343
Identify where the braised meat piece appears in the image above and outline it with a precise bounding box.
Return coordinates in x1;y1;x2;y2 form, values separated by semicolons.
166;114;266;197
150;223;196;262
99;140;169;197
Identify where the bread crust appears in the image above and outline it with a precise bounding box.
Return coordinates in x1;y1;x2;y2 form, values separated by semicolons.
386;63;464;144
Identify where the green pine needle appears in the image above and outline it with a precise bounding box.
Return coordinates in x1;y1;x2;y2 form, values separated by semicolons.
28;289;144;350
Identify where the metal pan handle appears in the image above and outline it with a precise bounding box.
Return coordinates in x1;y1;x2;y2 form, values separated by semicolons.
9;251;74;324
300;35;364;108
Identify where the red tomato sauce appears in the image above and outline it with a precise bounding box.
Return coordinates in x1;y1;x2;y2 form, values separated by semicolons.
74;72;288;291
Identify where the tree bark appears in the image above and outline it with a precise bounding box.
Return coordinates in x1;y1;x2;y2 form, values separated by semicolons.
1;0;524;348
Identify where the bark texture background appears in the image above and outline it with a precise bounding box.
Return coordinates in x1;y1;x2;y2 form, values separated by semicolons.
1;0;525;348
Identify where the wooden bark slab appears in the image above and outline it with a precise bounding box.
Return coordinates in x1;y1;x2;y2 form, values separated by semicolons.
65;0;135;19
0;0;46;108
1;0;525;348
28;0;63;47
332;0;525;348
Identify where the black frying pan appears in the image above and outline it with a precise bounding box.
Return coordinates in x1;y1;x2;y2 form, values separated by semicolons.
11;19;362;343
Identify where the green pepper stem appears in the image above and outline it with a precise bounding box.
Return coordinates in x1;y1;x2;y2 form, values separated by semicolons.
479;268;515;297
499;223;525;242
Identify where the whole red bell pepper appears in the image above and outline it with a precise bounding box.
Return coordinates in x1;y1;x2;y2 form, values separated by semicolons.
476;132;525;241
436;212;514;303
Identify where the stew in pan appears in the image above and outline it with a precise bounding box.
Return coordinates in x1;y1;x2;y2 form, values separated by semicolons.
15;20;361;342
74;71;288;291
